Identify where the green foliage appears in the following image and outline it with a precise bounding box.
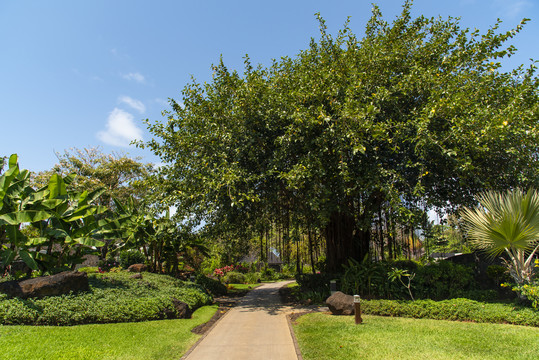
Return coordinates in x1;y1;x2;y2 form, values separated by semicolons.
340;259;478;300
119;249;146;269
415;261;476;300
512;282;539;310
77;266;99;274
244;271;261;284
361;298;539;326
32;147;153;210
194;273;227;297
341;258;401;299
0;154;111;273
223;271;245;284
486;264;511;286
140;0;539;271
0;272;212;326
295;272;336;299
388;268;416;301
462;189;539;284
260;266;277;281
97;254;119;272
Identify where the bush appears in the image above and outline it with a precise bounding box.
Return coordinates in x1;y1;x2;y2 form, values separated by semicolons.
281;264;296;278
361;298;539;327
295;273;336;299
223;271;246;284
195;274;227;296
415;261;476;300
339;259;479;301
244;272;261;284
261;267;276;281
119;249;146;269
0;272;212;326
512;282;539;310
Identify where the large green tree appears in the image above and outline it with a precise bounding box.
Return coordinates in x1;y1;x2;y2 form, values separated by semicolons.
141;1;539;271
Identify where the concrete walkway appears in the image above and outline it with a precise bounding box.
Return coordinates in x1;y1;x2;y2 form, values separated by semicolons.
183;280;299;360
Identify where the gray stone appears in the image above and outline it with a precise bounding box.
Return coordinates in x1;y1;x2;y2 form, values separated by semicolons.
130;273;143;279
0;271;89;299
326;291;355;315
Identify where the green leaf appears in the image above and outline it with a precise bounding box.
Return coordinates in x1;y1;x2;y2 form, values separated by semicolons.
19;250;39;271
73;237;105;247
1;248;16;267
48;174;67;199
0;210;51;225
8;154;18;169
26;237;49;246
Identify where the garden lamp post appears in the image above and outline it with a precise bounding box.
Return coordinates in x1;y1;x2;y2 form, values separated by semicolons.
354;295;362;324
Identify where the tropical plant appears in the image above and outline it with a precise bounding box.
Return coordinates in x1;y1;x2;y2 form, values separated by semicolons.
461;189;539;284
388;267;415;301
1;154;108;273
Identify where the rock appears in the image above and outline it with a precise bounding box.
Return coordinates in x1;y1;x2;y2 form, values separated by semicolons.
0;271;89;299
127;263;147;272
130;273;143;279
172;298;192;319
326;291;355;315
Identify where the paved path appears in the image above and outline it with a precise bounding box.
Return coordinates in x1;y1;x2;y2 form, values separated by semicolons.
183;281;299;360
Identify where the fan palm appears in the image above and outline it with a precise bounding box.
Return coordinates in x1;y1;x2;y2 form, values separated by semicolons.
461;189;539;284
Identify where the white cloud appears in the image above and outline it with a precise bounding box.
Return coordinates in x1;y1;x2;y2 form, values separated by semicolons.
97;108;143;147
118;96;146;113
122;72;145;83
493;0;533;19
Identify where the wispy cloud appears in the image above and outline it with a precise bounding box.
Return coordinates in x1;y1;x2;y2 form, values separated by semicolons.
122;72;146;83
493;0;533;19
118;96;146;113
97;108;143;147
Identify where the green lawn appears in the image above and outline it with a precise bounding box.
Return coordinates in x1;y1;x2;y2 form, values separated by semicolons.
293;313;539;360
0;305;217;360
227;283;261;293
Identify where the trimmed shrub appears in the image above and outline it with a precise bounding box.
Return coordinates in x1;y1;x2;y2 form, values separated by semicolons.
361;298;539;327
0;272;212;326
244;272;261;284
224;271;246;284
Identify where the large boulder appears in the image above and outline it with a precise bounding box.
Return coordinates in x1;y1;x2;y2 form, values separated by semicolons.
0;271;89;299
128;263;147;272
326;291;355;315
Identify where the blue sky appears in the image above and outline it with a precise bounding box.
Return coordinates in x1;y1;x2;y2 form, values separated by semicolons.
1;0;538;172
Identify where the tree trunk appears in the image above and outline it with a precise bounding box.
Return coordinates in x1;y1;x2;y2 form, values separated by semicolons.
324;212;369;272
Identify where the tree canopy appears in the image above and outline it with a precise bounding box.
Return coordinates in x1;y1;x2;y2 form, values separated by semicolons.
140;1;539;270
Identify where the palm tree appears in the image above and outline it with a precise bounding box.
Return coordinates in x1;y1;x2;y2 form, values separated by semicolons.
461;189;539;284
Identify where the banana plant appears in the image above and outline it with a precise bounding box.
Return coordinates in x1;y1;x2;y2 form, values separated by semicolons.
0;154;51;271
1;155;109;273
